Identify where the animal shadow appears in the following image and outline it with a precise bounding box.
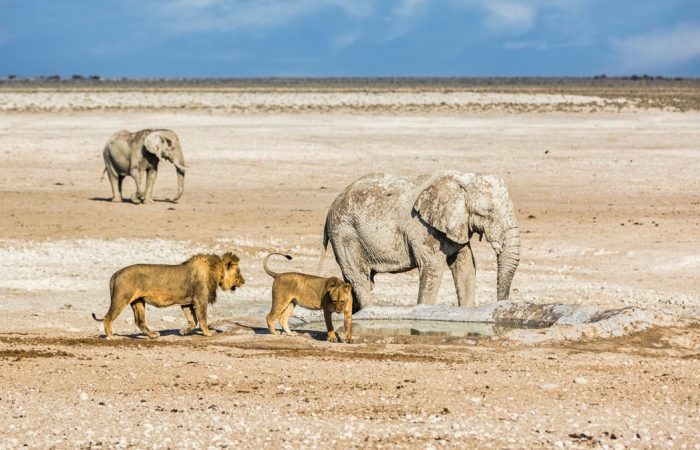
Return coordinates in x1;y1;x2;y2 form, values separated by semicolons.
120;328;188;339
87;197;177;204
239;323;329;341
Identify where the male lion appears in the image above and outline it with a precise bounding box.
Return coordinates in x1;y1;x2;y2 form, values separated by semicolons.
92;253;244;338
264;252;353;343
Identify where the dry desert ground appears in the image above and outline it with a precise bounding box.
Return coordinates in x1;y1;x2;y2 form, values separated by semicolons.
0;81;699;448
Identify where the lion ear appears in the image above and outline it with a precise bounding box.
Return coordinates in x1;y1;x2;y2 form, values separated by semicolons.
326;278;338;290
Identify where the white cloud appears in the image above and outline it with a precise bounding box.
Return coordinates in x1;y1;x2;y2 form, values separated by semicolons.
483;2;535;33
611;23;700;72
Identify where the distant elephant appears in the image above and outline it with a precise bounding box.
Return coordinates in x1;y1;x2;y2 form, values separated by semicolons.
323;170;520;310
102;129;186;204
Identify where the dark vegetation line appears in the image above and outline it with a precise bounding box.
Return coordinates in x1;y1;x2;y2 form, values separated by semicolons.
2;75;699;90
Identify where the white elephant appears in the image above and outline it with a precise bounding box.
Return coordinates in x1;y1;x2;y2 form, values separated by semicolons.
102;129;186;204
323;170;520;310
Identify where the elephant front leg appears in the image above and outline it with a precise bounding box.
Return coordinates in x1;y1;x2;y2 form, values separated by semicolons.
448;244;476;307
130;168;145;204
417;260;445;305
143;168;158;204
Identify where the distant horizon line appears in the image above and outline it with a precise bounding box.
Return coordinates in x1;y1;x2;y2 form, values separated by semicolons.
3;74;698;82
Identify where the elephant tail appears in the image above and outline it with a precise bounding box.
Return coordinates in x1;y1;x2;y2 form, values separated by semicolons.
263;252;292;279
318;216;331;272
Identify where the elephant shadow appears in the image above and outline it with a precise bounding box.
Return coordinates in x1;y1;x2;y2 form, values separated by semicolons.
88;196;179;204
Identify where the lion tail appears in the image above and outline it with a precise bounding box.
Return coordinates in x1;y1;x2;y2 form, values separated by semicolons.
263;252;292;278
91;312;104;322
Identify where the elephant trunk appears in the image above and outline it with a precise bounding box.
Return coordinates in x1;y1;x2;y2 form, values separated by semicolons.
173;166;185;202
496;226;520;301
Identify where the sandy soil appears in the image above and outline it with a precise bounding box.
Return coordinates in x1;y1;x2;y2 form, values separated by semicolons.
0;88;699;448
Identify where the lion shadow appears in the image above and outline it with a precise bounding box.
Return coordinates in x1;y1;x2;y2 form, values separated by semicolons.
232;323;331;341
119;328;206;339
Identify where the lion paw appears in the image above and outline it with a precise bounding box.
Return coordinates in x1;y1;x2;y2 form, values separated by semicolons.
147;331;160;339
179;327;194;336
284;330;297;336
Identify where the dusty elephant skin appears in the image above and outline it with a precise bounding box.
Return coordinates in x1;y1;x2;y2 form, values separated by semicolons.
102;128;186;204
92;253;244;338
264;252;353;342
323;170;520;310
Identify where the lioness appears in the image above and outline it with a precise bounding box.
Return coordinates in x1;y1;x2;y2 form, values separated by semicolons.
92;253;244;338
264;252;353;343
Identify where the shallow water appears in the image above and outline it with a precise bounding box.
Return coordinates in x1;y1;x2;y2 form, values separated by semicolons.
294;319;543;337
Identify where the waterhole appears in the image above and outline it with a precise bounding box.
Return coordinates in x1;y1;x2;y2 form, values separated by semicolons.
294;319;545;337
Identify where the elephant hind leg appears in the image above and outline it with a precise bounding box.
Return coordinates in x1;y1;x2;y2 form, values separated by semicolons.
448;244;476;307
332;238;373;312
104;163;123;202
117;176;125;201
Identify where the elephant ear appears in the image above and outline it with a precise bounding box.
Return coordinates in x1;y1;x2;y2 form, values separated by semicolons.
143;132;167;160
413;175;470;244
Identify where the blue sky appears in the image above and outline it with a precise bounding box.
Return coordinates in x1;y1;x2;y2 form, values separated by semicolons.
1;0;699;77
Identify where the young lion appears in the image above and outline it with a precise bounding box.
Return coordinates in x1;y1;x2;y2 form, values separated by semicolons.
92;253;244;338
264;252;353;343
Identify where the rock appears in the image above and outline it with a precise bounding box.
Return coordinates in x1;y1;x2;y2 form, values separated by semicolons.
573;377;588;385
78;392;88;401
539;383;559;390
